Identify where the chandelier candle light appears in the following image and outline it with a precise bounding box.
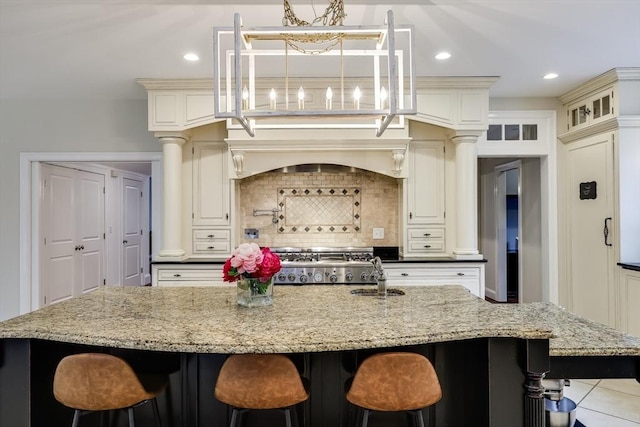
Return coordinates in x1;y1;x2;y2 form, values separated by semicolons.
223;243;282;307
212;0;416;136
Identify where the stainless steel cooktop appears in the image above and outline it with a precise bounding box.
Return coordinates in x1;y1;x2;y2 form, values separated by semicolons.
272;247;376;285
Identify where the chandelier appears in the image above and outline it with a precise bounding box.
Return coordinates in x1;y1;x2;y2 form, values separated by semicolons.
213;0;416;137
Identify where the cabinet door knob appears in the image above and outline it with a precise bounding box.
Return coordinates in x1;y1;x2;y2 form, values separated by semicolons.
409;212;413;220
173;274;181;277
207;234;215;238
123;240;128;245
207;246;215;250
424;233;431;237
457;272;465;276
424;245;431;248
401;273;409;276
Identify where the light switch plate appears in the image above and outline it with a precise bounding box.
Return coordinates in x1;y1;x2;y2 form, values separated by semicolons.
373;227;384;239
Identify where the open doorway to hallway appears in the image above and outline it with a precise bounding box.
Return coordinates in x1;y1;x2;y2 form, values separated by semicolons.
19;152;162;313
479;157;543;304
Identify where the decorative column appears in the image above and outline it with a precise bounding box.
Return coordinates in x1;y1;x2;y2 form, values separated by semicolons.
158;134;187;257
450;132;483;259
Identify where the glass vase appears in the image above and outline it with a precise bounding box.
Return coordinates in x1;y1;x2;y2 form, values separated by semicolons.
236;277;273;307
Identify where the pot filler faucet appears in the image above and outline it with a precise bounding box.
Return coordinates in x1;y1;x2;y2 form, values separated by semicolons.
372;256;387;298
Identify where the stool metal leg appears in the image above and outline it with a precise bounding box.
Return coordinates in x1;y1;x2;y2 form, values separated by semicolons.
361;409;370;427
152;398;162;427
128;407;135;427
283;408;292;427
229;408;239;427
71;410;81;427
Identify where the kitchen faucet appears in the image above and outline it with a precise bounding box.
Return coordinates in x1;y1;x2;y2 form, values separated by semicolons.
372;256;387;298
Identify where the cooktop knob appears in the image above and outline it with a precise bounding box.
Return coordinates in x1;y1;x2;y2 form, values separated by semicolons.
345;272;354;282
314;272;324;282
299;274;308;283
278;273;286;281
360;272;368;281
329;274;338;283
287;273;296;282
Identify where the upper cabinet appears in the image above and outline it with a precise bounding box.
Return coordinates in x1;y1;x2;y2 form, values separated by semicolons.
407;140;445;225
192;142;229;226
566;86;615;132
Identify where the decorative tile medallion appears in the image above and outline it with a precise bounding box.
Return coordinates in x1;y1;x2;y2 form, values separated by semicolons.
277;187;361;233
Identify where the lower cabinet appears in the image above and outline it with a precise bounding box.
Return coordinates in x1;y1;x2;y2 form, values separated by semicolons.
618;267;640;336
192;229;231;255
152;263;228;287
384;263;485;298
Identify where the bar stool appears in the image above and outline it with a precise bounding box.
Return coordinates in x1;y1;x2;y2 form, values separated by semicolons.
345;352;442;427
214;354;310;427
53;353;168;427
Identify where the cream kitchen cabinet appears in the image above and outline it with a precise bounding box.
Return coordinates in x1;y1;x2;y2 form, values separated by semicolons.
192;229;231;255
618;267;640;337
152;263;229;287
384;263;485;298
404;140;446;256
406;227;446;254
565;86;615;132
407;140;445;225
192;142;230;226
559;68;640;330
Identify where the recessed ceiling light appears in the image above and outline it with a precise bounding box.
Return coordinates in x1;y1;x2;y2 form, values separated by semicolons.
435;51;451;60
183;53;199;61
543;73;558;80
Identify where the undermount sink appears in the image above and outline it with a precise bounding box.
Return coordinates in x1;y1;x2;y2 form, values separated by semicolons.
350;288;406;296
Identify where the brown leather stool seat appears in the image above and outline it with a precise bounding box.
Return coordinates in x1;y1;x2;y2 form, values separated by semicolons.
53;353;168;427
214;354;310;427
346;352;442;427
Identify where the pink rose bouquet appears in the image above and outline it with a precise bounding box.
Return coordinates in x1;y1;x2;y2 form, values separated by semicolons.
223;243;281;291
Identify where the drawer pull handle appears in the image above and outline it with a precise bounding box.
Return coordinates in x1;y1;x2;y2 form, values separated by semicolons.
207;246;215;250
424;233;431;237
173;274;181;277
207;234;215;238
424;245;431;248
457;272;465;276
401;273;409;276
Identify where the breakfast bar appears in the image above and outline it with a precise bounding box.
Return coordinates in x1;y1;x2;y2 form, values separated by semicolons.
1;285;639;427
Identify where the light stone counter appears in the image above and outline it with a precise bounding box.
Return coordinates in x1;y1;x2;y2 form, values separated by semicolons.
1;285;639;356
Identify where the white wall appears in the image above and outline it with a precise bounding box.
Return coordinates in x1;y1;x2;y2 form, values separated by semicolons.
0;99;159;321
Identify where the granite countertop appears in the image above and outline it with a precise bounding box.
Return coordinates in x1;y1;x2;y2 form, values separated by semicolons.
1;285;639;357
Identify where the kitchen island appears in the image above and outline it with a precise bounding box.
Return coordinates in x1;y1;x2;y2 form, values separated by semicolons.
1;285;639;427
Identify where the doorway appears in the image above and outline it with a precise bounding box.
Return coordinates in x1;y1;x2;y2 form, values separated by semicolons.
495;162;521;303
19;152;162;313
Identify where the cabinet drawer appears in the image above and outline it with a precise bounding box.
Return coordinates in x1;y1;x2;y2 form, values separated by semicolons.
194;229;230;241
193;241;230;254
408;241;445;252
386;267;479;281
408;228;445;239
158;269;221;281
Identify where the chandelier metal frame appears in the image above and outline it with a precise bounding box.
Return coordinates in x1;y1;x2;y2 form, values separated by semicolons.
213;9;416;137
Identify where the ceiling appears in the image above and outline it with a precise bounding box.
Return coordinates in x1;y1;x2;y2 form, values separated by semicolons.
1;0;639;101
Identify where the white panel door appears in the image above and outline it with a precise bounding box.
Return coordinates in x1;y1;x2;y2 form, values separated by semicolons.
567;133;615;326
40;164;105;306
42;165;76;305
76;171;104;294
122;177;143;286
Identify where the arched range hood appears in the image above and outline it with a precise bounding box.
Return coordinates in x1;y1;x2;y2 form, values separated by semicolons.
225;127;411;179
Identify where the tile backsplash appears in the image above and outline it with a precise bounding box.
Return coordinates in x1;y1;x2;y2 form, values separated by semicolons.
237;169;399;247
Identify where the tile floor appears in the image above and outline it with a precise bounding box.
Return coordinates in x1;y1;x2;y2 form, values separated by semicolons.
563;378;640;426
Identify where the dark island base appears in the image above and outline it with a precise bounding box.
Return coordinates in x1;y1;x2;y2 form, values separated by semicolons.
1;338;638;427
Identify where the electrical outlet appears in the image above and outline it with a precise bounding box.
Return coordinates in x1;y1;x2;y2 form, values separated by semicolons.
373;228;384;239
